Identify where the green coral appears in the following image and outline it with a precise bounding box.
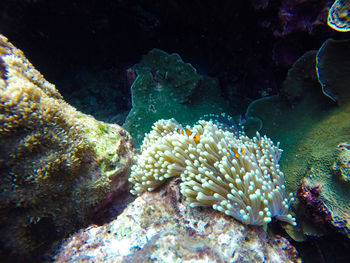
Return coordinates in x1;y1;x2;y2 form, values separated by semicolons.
245;39;350;237
0;34;134;259
316;39;350;104
123;49;231;148
333;142;350;182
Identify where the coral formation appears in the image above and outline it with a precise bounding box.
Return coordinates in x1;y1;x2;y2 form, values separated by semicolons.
55;179;300;263
328;0;350;32
275;0;329;37
129;119;295;226
316;39;350;104
283;38;350;106
295;179;333;236
0;34;135;259
333;142;350;182
245;41;350;237
122;49;231;148
282;50;318;103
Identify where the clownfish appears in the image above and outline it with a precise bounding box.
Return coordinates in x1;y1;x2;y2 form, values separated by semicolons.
228;147;245;158
177;128;200;144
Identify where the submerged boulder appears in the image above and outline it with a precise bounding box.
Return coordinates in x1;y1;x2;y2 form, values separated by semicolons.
55;179;300;263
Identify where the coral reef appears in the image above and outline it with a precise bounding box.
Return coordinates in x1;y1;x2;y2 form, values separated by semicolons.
282;50;318;103
244;39;350;237
122;49;231;148
333;142;350;182
328;0;350;32
274;0;329;37
295;179;333;237
0;0;332;123
304;137;350;237
282;38;350;106
129;119;295;226
55;179;301;263
0;34;135;259
316;38;350;104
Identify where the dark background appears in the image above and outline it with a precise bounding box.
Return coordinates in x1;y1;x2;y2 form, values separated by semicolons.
0;0;341;120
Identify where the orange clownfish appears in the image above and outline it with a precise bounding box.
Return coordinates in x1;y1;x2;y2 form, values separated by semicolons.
228;147;245;158
177;128;200;144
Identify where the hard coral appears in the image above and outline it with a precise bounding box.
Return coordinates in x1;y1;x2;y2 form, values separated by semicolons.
333;142;350;182
0;34;135;260
297;179;333;232
129;119;296;226
316;38;350;105
328;0;350;32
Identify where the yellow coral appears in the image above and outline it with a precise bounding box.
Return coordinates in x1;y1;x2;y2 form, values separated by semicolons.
129;119;296;226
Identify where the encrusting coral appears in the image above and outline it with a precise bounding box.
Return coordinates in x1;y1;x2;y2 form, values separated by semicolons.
0;34;135;259
129;119;296;226
333;142;350;182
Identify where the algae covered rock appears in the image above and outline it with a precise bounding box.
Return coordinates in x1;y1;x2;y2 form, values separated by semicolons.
55;179;300;263
123;49;231;148
0;34;135;259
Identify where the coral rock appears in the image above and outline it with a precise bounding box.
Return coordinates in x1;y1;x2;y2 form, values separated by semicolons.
0;34;135;259
55;180;300;263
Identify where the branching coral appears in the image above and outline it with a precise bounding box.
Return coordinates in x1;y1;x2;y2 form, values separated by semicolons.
129;119;295;226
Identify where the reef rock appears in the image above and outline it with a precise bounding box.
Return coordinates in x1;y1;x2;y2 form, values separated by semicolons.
55;179;300;263
0;34;135;260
